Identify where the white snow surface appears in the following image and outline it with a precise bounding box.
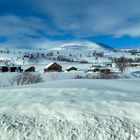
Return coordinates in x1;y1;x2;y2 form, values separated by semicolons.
0;46;140;139
0;79;140;140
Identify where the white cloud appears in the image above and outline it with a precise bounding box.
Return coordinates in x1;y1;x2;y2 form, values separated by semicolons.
1;0;140;48
0;15;52;39
27;0;140;37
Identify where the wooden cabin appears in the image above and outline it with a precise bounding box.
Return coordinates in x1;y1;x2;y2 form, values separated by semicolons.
25;66;35;72
66;66;77;72
0;62;7;72
0;66;8;72
44;62;62;73
100;68;111;75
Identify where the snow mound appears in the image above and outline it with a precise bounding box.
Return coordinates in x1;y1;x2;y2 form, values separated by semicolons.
0;113;139;140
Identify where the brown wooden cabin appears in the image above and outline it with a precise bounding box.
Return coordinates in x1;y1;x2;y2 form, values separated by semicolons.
100;68;111;75
25;66;35;72
66;67;77;72
44;62;62;73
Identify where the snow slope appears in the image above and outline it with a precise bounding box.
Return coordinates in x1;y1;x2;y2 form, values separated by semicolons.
0;79;140;140
50;41;113;52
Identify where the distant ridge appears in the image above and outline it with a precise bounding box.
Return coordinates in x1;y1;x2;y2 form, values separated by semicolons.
94;42;115;51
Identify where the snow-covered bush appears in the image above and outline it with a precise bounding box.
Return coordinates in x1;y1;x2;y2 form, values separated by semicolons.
10;72;44;86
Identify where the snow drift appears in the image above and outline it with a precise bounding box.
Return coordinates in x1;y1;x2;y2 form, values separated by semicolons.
0;113;139;140
0;79;140;139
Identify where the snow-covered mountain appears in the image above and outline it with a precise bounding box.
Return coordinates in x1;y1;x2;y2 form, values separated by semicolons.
49;41;114;52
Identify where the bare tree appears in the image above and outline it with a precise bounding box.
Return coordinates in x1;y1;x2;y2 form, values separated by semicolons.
115;57;126;73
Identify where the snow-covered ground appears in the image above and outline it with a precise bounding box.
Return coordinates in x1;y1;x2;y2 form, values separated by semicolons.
0;79;140;140
0;43;140;139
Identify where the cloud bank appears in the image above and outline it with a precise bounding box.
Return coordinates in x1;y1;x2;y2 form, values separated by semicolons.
0;0;140;48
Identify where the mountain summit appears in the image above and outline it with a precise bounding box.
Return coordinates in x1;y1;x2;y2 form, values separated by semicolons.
51;41;114;52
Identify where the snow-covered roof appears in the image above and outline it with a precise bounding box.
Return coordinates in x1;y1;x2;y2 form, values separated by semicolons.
44;62;61;69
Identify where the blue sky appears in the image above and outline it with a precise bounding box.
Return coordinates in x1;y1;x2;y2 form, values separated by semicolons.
0;0;140;48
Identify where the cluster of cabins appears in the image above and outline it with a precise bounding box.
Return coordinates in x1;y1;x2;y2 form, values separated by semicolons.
0;61;117;75
0;62;35;73
44;62;77;73
43;62;117;75
0;61;119;75
87;67;111;75
0;64;23;72
0;62;75;73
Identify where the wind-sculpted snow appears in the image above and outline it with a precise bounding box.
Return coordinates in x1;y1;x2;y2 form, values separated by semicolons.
0;79;140;139
0;113;140;140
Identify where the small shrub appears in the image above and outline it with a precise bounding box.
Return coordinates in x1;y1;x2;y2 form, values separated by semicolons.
74;75;84;79
79;60;88;64
74;74;119;79
10;72;44;86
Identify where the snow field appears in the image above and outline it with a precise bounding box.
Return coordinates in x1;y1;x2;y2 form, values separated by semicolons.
0;79;140;139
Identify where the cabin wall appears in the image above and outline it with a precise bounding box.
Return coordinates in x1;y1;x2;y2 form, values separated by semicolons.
44;64;62;72
100;69;111;75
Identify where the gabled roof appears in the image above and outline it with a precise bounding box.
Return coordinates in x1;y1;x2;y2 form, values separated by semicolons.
66;66;77;69
44;62;61;69
25;66;35;70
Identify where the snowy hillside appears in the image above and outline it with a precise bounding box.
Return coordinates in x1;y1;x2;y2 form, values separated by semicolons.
50;41;113;52
0;42;140;139
0;41;115;65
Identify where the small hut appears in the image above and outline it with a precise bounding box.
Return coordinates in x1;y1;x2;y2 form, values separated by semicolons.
0;62;8;72
66;66;77;72
25;66;35;72
100;68;111;75
44;62;62;73
0;66;8;72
